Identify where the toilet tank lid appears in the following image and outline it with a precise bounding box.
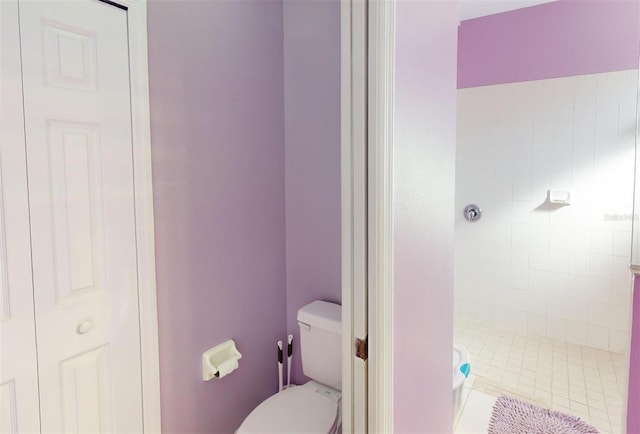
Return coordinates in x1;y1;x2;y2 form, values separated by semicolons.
297;301;341;334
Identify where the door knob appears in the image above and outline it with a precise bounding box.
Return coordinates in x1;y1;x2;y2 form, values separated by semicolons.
76;320;94;334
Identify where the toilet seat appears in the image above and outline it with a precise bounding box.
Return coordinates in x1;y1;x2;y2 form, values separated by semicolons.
237;385;340;434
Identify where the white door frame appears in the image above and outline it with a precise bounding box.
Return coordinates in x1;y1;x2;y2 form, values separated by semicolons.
99;0;161;432
341;0;394;432
340;0;366;431
367;1;395;433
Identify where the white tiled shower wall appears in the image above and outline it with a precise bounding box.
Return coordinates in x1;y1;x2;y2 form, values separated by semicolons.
454;70;638;353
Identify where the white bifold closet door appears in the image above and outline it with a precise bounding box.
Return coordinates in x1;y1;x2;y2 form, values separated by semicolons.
1;0;145;432
0;1;41;432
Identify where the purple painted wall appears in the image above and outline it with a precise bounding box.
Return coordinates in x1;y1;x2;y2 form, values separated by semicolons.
394;1;458;432
147;2;286;432
283;0;342;385
629;277;640;433
458;0;640;88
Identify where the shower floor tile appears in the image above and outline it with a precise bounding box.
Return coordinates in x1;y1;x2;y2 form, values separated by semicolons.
455;319;627;434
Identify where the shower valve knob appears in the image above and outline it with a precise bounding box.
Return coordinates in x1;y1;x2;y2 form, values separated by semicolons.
464;204;482;222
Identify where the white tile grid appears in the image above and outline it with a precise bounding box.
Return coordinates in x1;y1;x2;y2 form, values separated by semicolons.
454;319;628;434
455;70;638;353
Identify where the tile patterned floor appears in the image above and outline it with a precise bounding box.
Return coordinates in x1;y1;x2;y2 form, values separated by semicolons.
455;319;628;434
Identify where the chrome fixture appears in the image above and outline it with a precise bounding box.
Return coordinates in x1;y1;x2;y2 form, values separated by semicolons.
463;204;482;222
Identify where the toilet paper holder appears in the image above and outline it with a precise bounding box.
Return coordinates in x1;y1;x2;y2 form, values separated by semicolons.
202;339;242;381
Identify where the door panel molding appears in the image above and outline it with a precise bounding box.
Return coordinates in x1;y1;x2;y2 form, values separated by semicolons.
47;121;105;304
60;345;113;433
0;380;18;434
42;18;98;92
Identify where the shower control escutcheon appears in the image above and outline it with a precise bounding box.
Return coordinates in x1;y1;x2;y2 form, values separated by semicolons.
464;204;482;222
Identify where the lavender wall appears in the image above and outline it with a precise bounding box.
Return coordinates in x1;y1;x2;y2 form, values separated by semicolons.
458;0;640;88
147;2;286;432
629;277;640;433
283;0;342;385
394;1;458;432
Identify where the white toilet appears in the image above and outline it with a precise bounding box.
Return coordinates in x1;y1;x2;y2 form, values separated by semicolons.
237;301;342;434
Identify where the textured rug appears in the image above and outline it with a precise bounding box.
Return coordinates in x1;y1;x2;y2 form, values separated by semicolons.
488;395;599;434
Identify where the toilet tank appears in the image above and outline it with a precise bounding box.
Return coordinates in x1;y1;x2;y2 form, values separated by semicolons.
297;301;341;391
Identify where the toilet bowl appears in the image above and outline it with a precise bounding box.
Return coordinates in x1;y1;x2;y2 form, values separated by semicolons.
236;381;341;434
237;301;342;434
